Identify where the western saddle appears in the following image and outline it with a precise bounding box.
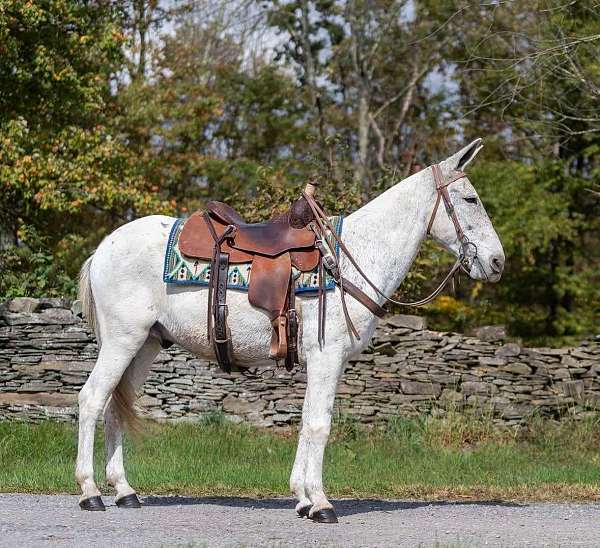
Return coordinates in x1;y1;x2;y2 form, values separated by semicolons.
179;181;347;372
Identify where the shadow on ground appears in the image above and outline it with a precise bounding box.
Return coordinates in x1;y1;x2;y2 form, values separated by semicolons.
142;496;525;517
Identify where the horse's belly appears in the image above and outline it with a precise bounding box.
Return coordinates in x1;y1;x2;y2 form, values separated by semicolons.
160;285;278;367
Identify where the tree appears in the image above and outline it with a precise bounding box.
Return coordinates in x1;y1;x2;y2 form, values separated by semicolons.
262;0;466;187
113;11;316;216
0;0;169;297
435;0;600;339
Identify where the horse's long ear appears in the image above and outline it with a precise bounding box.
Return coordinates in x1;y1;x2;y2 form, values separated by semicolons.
446;138;484;171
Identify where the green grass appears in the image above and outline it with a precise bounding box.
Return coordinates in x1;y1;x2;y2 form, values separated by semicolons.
1;414;599;500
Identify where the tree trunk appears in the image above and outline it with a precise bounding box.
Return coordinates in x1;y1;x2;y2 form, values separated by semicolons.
132;0;149;81
299;0;316;106
298;0;330;164
355;87;370;186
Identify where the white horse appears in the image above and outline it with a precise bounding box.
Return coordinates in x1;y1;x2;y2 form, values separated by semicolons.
76;138;504;521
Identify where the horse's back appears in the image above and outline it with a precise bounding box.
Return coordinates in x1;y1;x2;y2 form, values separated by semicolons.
88;214;275;364
88;215;177;328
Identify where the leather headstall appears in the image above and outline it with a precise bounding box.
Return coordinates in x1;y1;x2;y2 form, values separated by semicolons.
426;164;479;275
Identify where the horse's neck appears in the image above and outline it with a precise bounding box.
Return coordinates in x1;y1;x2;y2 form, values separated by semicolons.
341;169;435;301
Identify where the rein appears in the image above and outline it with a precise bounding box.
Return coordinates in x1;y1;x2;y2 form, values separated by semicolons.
302;164;478;335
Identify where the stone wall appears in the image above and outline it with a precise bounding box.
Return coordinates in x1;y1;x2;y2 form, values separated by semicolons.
1;297;598;427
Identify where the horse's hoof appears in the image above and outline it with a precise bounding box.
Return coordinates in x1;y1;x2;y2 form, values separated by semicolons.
310;508;338;523
79;496;106;511
116;493;142;509
296;505;311;518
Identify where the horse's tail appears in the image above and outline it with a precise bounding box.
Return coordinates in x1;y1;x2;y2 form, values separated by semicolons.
78;255;142;435
78;255;100;345
112;375;143;437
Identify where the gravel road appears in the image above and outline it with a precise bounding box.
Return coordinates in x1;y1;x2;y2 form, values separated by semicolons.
0;494;599;547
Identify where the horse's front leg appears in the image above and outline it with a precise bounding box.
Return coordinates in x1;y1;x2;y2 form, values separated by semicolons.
291;350;344;523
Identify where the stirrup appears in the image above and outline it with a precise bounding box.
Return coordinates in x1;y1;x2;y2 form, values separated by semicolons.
269;315;288;360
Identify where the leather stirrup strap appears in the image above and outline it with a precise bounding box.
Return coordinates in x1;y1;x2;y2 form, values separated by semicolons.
213;251;235;372
202;213;218;342
202;213;236;372
285;275;298;370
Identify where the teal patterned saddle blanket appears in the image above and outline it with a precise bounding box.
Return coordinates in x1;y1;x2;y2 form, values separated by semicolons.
163;215;343;294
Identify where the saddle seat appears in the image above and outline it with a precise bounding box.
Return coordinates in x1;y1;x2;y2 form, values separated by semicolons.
178;201;319;270
178;198;320;371
205;201;316;256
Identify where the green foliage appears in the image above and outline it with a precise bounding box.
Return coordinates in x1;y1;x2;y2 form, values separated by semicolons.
0;0;597;342
0;1;171;300
219;162;362;223
0;241;77;298
0;0;123;127
409;0;600;340
467;159;599;338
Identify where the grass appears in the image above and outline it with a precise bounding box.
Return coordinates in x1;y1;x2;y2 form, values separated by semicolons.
0;413;599;500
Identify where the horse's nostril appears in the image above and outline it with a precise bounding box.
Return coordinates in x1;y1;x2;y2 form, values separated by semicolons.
491;255;504;273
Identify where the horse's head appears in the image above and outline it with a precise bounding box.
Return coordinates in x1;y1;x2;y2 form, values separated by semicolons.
428;138;505;283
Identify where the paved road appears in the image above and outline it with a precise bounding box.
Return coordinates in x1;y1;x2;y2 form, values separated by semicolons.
0;494;599;547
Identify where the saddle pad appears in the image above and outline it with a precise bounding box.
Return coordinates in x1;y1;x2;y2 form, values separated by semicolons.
163;215;344;294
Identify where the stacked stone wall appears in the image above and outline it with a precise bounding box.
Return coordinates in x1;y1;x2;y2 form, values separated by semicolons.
0;298;598;427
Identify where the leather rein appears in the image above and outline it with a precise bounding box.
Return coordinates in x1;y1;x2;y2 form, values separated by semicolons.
302;164;479;336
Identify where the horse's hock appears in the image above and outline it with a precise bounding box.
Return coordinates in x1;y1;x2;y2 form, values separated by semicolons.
0;297;598;427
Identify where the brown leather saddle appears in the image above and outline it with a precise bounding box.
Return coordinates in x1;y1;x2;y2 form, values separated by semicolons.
178;187;324;372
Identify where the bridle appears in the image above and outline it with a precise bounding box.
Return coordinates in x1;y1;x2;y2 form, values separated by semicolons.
301;163;483;340
427;163;481;278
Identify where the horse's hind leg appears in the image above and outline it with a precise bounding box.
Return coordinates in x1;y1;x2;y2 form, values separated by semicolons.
104;336;161;508
76;331;148;510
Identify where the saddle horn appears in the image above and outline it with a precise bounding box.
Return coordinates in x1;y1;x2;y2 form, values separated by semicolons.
303;178;319;198
289;178;320;229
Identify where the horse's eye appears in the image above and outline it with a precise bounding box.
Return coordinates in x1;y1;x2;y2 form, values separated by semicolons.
464;197;478;205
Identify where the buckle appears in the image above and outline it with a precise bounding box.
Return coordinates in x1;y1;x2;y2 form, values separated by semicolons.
323;255;340;279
